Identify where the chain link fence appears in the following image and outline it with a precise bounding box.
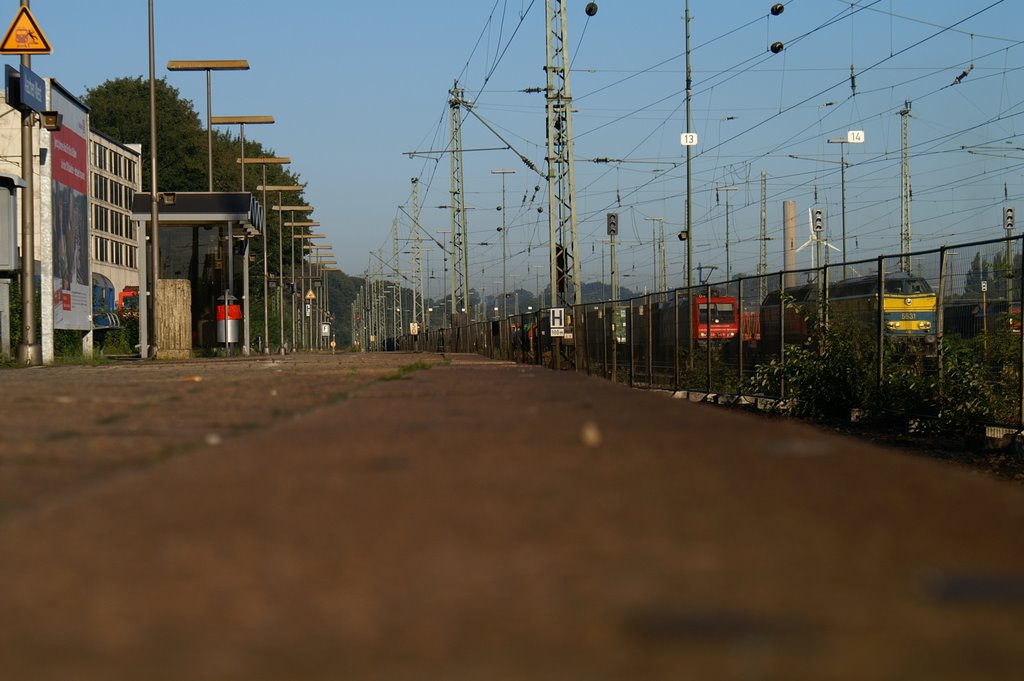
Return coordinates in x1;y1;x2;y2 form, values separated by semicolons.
395;235;1024;435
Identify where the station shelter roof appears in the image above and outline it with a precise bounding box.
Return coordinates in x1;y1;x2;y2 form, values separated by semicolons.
131;192;262;237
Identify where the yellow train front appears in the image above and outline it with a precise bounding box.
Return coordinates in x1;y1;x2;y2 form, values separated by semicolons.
829;273;937;344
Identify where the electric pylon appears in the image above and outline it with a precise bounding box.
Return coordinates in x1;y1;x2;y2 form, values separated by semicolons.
900;100;912;273
410;177;425;328
544;0;582;308
449;82;470;319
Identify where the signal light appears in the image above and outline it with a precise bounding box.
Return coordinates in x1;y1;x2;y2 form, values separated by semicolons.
606;212;619;236
1005;206;1015;232
813;208;824;232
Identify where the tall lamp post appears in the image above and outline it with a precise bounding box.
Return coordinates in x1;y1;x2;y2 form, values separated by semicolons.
210;115;274;191
166;59;249;191
240;157;290;353
262;192;308;352
146;0;159;360
491;169;515;318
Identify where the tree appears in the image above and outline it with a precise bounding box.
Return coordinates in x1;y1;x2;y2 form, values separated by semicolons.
83;77;206;191
83;76;363;345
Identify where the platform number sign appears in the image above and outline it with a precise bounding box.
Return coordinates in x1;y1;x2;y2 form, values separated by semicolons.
680;132;698;147
550;307;565;338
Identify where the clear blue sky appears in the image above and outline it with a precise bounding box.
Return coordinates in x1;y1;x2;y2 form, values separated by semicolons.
9;1;1024;295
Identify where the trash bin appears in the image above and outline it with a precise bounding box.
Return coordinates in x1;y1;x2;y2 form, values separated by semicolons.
216;294;241;344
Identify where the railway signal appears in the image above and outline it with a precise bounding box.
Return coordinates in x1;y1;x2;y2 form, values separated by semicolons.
606;212;618;236
1005;206;1015;233
813;208;824;232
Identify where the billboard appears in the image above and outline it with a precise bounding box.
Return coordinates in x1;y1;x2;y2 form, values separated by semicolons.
49;84;89;330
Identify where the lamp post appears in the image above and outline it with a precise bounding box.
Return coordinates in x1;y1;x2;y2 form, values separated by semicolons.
261;189;307;351
240;158;289;354
492;169;515;319
166;59;249;191
210;115;274;191
146;0;159;360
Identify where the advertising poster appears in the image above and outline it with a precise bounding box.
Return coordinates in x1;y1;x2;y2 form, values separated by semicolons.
50;85;89;330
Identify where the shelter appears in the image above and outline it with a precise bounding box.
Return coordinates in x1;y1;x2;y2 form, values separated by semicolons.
132;192;263;357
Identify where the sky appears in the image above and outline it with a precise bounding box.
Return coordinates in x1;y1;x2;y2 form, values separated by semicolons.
9;1;1024;298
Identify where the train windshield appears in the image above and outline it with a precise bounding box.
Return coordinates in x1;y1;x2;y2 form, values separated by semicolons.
697;302;736;324
884;278;932;295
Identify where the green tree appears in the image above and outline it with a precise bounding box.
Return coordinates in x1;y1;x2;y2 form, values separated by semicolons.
84;77;206;191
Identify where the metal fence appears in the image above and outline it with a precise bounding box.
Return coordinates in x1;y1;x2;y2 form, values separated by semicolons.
399;235;1024;434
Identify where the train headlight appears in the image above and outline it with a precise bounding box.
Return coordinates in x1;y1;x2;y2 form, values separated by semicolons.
905;298;913;306
886;321;900;331
917;321;932;330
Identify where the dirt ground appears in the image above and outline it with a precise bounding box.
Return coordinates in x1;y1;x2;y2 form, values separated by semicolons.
0;352;1023;680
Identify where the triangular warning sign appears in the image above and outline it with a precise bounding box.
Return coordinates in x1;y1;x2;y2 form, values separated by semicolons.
0;7;51;55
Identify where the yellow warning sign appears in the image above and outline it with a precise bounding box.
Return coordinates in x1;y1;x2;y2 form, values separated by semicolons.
305;289;316;301
0;6;51;55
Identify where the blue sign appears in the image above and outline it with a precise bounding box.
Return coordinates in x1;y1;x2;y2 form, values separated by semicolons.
19;64;45;113
3;63;45;112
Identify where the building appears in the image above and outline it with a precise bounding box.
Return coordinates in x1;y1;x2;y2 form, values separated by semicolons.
0;75;141;360
89;129;142;330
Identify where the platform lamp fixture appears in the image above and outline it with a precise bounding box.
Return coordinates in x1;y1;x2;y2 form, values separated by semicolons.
210;115;273;191
166;60;250;191
239;157;290;353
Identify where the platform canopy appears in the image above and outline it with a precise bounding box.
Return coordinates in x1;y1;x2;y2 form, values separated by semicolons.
131;192;263;237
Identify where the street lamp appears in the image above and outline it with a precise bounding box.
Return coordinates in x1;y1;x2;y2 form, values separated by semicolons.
166;59;249;191
239;158;290;353
492;169;515;319
210;115;274;191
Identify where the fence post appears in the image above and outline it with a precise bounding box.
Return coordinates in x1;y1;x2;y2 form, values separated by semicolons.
780;271;787;400
606;301;614;382
877;257;885;392
705;283;713;395
646;295;654;388
937;246;947;380
737;278;745;382
622;296;630;387
1018;234;1024;434
673;288;680;391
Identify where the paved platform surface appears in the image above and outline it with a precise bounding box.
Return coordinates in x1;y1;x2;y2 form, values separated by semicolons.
0;352;1023;680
